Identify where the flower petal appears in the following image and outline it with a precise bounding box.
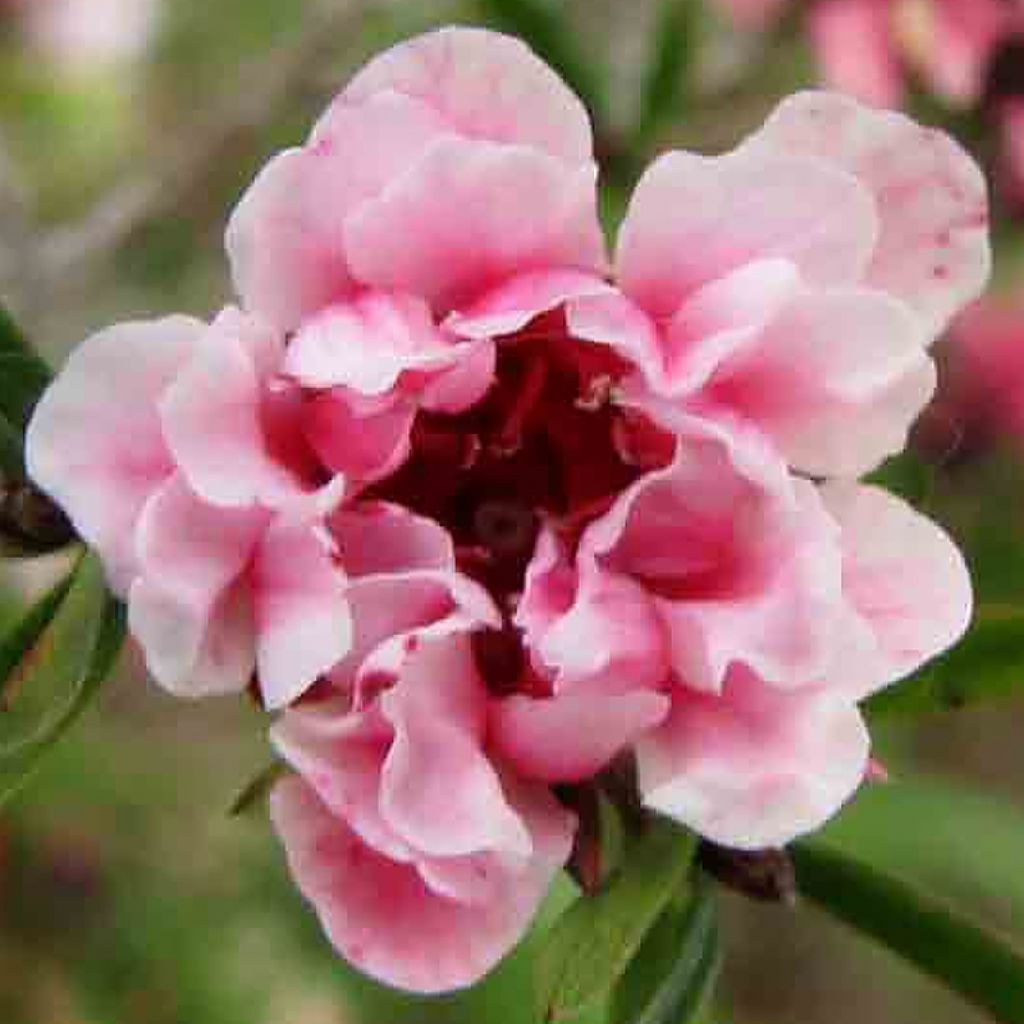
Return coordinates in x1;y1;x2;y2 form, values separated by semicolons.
332;26;594;165
26;315;202;595
638;667;870;849
616;146;878;319
745;91;991;337
346;137;606;314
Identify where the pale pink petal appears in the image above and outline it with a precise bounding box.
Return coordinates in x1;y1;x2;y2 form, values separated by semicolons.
333;26;594;165
821;483;973;699
563;290;664;378
226;92;449;330
582;426;843;692
303;388;415;485
537;567;669;693
491;690;669;783
616;147;878;319
160;307;305;508
701;287;935;477
253;513;352;709
746;91;991;337
446;270;613;341
418;337;497;413
379;636;530;858
26;315;203;595
346;137;606;315
128;474;266;695
332;501;455;577
270;774;572;994
271;701;413;861
515;527;576;647
285;292;460;393
637;667;870;849
653;258;802;395
809;0;904;109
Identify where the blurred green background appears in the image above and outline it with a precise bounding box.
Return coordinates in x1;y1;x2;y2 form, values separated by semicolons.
3;1;1024;1022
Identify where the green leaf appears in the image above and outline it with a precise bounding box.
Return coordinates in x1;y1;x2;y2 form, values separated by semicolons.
635;0;700;146
612;877;721;1024
0;303;51;439
0;570;75;697
229;761;287;817
0;551;125;804
537;817;698;1022
817;775;1024;930
866;605;1024;717
476;0;607;124
792;842;1024;1022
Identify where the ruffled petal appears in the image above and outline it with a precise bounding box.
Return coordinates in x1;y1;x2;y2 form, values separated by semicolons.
346;137;606;315
270;773;572;994
745;91;991;336
638;667;870;849
26;315;203;594
332;26;594;165
822;483;973;699
616;146;878;319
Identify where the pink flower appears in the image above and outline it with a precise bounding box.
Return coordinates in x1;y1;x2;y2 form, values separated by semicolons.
943;293;1024;443
26;307;352;709
716;0;1012;112
25;27;986;993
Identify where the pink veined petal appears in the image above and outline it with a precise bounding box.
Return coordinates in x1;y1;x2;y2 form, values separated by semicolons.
285;292;460;393
331;26;594;166
270;773;572;994
226;91;450;331
808;0;905;109
271;701;414;861
637;667;870;849
701;287;936;477
821;482;973;699
616;146;879;320
378;635;531;858
744;91;991;338
161;307;304;508
418;336;497;413
345;137;606;315
490;690;670;783
253;512;352;709
127;474;267;695
25;315;203;595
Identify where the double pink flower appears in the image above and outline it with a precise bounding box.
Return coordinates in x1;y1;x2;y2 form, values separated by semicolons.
27;28;987;993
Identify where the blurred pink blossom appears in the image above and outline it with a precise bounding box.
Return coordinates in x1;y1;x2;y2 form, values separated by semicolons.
12;0;162;72
26;27;986;992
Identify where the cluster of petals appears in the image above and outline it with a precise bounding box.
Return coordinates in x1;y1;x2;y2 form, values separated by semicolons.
27;27;988;993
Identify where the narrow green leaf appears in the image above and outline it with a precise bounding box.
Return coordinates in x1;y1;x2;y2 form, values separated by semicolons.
792;842;1024;1022
229;762;287;817
0;570;75;697
476;0;607;124
537;817;698;1022
0;551;125;804
636;0;700;146
613;878;721;1024
866;604;1024;716
0;304;51;437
